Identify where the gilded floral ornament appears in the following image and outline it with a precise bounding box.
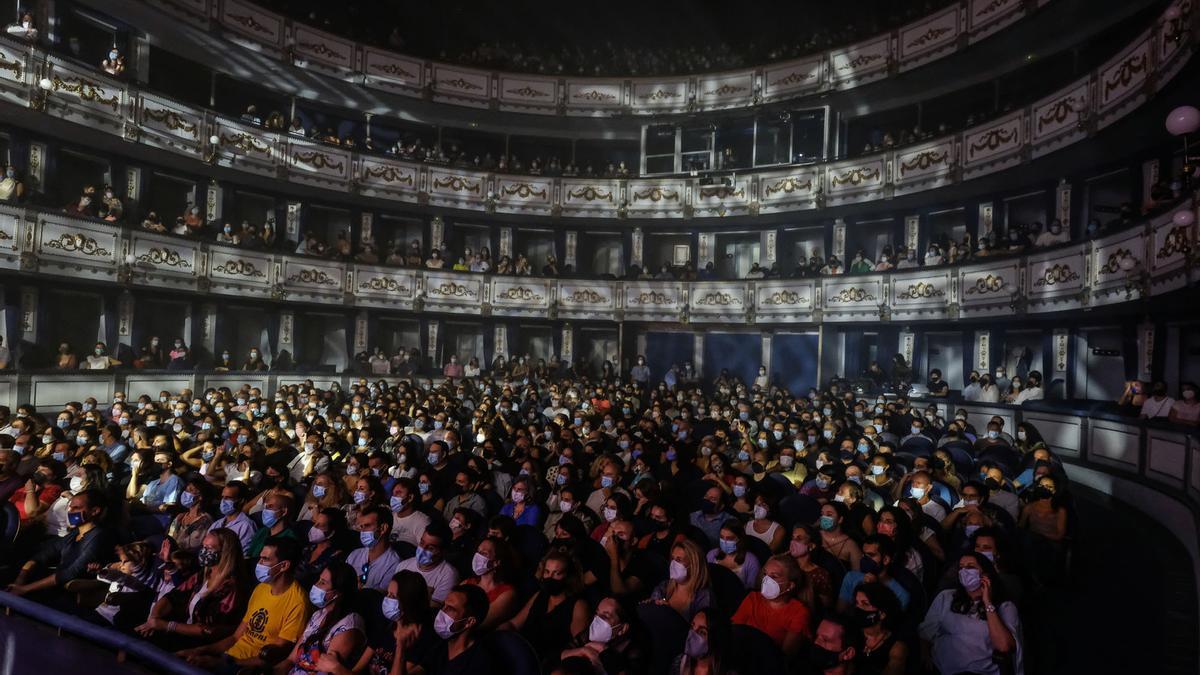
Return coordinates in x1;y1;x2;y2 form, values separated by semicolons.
563;289;609;304
1103;55;1148;96
695;291;743;306
830;167;881;188
827;287;876;303
896;281;945;299
567;186;614;202
286;268;337;285
363;165;414;185
1033;264;1080;287
964;274;1007;295
501;183;548;199
226;13;271;34
497;286;545;302
764;176;812;196
369;62;418;79
633;187;680;202
293;151;344;172
299;42;345;61
51;76;119;111
143;108;198;136
440;78;483;91
899;150;949;175
135;247;192;268
42;232;111;257
432;175;482;193
969;126;1017;153
505;86;550;98
761;289;810;306
359;276;410;293
572;89;617;101
628;291;673;305
213;259;265;278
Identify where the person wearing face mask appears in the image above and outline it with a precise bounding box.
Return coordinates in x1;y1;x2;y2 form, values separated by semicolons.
279;561;365;674
730;554;812;658
343;504;400;592
919;552;1022;675
294;508;350;589
166;476;215;553
708;523;761;590
287;433;330;483
585;458;630;515
81;341;119;370
1138;381;1175;419
502;550;589;659
7;489;112;597
242;348;268;372
9;456;64;524
500;476;542;527
1169;382;1200;426
835;535;911;613
927;368;949;398
648;539;714;621
670;608;734;675
357;570;434;674
394;523;459;606
850;581;907;675
179;537;307;671
689;485;735;548
206;482;259;554
246;490;297;560
132;448;183;523
559;596;637;674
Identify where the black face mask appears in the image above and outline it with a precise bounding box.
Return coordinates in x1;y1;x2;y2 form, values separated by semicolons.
808;645;842;671
541;577;565;595
854;607;881;628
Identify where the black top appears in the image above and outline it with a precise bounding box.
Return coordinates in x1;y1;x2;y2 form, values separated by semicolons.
32;524;113;584
425;638;492;675
522;591;579;657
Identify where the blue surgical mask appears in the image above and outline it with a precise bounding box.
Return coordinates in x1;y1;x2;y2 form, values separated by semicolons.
381;596;401;621
312;485;326;499
254;562;276;583
390;495;405;512
180;491;196;508
418;482;430;495
819;515;835;531
220;498;236;516
308;586;332;608
262;509;279;527
415;546;434;566
57;419;69;429
732;485;747;498
718;539;737;555
359;529;377;547
68;511;85;527
601;476;614;489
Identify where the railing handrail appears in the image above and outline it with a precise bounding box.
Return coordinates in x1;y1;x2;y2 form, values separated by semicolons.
0;590;211;675
0;1;1190;220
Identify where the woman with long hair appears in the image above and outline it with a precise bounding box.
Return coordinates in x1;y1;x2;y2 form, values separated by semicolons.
669;608;735;675
298;471;346;522
135;528;248;650
285;560;365;674
355;570;435;674
297;507;351;588
649;539;713;619
788;523;834;611
166;475;214;552
919;552;1022;675
462;535;520;629
853;581;907;675
502;549;590;660
708;523;761;590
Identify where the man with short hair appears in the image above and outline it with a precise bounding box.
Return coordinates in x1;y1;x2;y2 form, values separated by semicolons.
395;521;459;606
390;478;431;546
836;535;911;611
6;489;112;597
348;505;401;591
179;536;307;671
246;490;296;559
809;614;861;674
208;481;259;554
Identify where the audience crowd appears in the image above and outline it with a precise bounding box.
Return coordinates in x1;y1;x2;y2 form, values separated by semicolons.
0;355;1103;674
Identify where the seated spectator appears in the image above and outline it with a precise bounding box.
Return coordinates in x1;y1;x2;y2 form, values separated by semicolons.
731;554;813;658
347;505;401;591
178;536;307;671
81;342;119;370
65;185;97;217
217;223;240;246
6;488;112;598
1011;371;1044;404
919;552;1022;675
543;255;560;276
821;256;844;275
1167;382;1200;426
395;522;460;606
98;185;123;221
849;250;874;273
426;249;446;269
240;105;263;126
669;607;732;675
443;354;465;379
6;13;38;41
514;254;532;275
0;164;25;202
279;560;365;673
502;549;589;658
1034;219;1069;247
102;46;126;76
242;348;269;371
182;205;205;234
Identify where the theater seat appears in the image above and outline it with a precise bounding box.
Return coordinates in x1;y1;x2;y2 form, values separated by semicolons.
900;436;935;457
0;502;19;552
637;601;690;674
729;624;787;673
978;445;1022;477
707;562;748;614
484;630;540;675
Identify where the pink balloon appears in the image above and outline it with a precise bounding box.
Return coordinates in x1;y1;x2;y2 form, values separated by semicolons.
1173;210;1196;226
1166;5;1182;20
1166;106;1200;135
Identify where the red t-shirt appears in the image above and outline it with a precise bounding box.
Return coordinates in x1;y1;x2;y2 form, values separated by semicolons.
10;484;63;521
731;591;812;646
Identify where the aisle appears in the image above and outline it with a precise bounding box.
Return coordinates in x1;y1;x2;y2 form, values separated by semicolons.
1028;484;1198;675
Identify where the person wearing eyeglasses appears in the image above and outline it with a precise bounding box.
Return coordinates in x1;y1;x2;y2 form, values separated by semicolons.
347;505;401;592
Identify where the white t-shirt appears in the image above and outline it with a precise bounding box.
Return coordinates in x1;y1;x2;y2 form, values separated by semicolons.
1140;396;1175;419
391;509;431;546
394;558;458;603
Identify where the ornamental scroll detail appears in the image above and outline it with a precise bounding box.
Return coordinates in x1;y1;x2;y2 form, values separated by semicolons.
562;289;609;304
440;78;484;91
501;183;548;199
430;282;477;298
633;187;680;202
363;165;414;185
0;52;22;79
695;291;744;306
638;89;680;101
964;274;1007;295
213;259;265;278
1037;97;1078;132
764;176;812;196
899;150;949;175
432;175;482;193
286;268;338;286
1099;248;1137;274
827;287;877;303
572;89;617;101
628;291;674;305
43;232;111;257
969;127;1017;153
1156;225;1192;259
1103;54;1148;97
497;287;545;302
225;13;271;34
358;277;411;293
768;71;816;88
896;281;945;299
220;132;271;155
368;62;418;79
143;108;198;136
136;247;192;268
298;42;346;61
1033;264;1081;287
906;27;952;48
761;290;811;306
704;83;748;97
830;167;881;188
699;185;745;200
838;53;884;71
567;186;614;202
293;151;344;172
505;86;550;98
51;76;119;111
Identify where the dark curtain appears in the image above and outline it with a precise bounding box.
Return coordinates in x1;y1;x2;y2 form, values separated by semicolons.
644;332;693;382
703;333;761;385
843;330;863;380
771;334;819;395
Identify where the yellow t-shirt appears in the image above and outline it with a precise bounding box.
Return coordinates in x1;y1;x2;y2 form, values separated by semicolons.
226;581;309;661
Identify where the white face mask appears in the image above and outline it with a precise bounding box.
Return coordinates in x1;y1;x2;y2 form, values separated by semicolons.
588;615;615;643
760;575;782;600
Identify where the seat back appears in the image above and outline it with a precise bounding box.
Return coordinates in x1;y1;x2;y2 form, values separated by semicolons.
978;445;1022;477
900;436;934;457
485;630;541;675
1;502;19;548
729;624;787;674
707;562;748;614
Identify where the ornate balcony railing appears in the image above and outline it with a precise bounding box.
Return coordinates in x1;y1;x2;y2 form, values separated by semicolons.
0;1;1192;219
144;0;1054;117
1;201;1194;324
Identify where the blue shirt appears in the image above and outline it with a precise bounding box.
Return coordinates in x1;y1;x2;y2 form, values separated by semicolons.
103;441;129;464
500;502;542;527
689;510;734;548
142;473;183;508
837;571;911;609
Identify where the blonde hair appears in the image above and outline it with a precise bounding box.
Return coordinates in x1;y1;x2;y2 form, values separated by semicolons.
668;539;709;595
205;527;245;591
